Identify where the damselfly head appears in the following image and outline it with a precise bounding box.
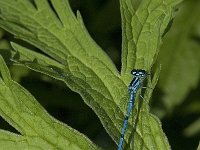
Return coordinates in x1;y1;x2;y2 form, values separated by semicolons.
131;69;146;77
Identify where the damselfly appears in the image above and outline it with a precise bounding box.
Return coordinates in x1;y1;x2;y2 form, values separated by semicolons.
118;69;148;150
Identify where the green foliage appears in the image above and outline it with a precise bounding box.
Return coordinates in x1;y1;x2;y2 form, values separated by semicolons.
0;55;98;150
197;142;200;150
157;0;200;113
2;0;199;150
120;0;182;76
0;28;4;39
183;118;200;137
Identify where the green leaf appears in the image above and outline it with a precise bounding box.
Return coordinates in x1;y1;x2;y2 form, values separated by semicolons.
0;28;4;39
157;0;200;112
10;36;128;149
0;0;124;148
0;0;117;72
0;0;183;149
10;42;65;81
11;43;170;149
183;118;200;137
0;55;98;150
120;0;183;77
197;141;200;150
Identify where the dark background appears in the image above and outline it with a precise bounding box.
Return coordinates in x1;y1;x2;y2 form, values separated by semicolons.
0;0;199;150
